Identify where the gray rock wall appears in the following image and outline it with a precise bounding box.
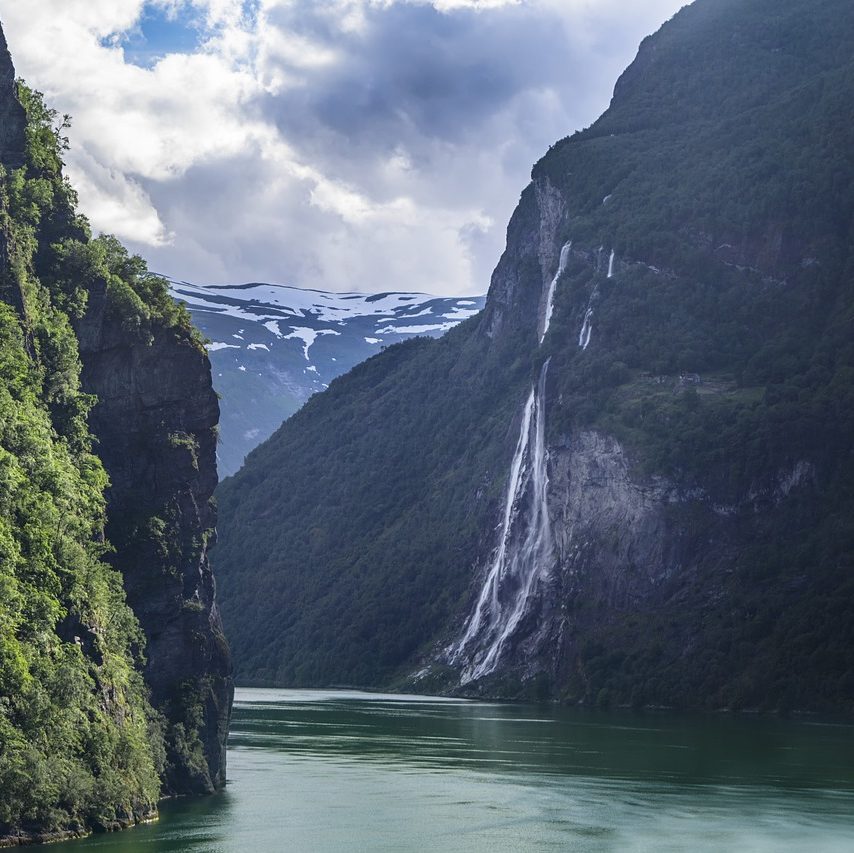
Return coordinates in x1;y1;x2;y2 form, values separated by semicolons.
0;22;25;170
76;278;233;793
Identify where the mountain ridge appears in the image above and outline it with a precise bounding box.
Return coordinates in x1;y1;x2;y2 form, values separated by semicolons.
171;280;484;475
213;0;854;713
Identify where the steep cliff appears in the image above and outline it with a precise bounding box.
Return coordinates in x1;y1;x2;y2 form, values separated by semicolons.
0;26;24;170
215;0;854;713
75;279;231;795
0;23;230;843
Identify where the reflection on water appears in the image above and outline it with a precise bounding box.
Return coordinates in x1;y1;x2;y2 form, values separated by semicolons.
66;688;854;852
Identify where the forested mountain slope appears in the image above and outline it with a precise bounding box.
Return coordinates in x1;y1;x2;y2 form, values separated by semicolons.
215;0;854;713
0;25;230;845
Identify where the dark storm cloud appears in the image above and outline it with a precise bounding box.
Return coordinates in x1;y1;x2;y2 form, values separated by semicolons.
261;2;571;149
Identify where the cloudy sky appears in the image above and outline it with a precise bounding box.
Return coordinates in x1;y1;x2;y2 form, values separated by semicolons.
1;0;686;295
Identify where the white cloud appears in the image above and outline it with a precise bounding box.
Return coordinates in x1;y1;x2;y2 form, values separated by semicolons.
0;0;687;294
429;0;519;10
65;148;172;245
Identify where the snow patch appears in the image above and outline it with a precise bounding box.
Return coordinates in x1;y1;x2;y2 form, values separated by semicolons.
441;306;480;321
283;327;341;360
375;323;454;335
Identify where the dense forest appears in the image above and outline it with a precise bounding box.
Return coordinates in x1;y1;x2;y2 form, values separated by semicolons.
0;43;222;843
215;0;854;713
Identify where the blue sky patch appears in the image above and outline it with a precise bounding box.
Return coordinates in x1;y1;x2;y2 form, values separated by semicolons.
106;3;203;68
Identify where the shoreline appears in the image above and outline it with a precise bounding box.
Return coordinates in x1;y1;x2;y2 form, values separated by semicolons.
0;808;159;849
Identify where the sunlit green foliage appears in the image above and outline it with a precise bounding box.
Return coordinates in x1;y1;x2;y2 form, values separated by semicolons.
0;83;174;839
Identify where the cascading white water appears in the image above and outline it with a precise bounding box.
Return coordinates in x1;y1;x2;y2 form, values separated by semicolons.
449;358;554;684
575;247;612;350
447;237;604;682
539;241;572;343
450;388;536;658
578;306;593;350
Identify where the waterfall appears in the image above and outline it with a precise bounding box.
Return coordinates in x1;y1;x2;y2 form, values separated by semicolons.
449;237;569;679
539;241;572;344
449;359;554;684
577;246;611;349
578;306;593;350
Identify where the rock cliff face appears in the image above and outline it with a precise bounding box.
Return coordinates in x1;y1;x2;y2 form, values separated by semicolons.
75;279;232;794
0;24;26;321
437;142;843;705
0;25;24;169
470;428;678;685
0;19;231;804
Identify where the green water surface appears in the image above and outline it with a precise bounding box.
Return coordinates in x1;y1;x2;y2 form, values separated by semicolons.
65;688;854;851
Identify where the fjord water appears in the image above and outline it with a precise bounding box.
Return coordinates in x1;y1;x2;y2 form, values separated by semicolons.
68;689;854;852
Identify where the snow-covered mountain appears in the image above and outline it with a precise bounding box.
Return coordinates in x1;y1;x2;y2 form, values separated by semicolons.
171;281;485;476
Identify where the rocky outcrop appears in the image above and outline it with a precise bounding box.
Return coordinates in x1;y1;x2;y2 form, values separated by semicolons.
75;280;233;793
0;23;233;841
0;22;27;320
475;174;576;350
0;23;25;170
478;185;543;341
468;428;713;689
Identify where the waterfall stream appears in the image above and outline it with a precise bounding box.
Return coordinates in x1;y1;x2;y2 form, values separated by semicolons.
448;239;576;681
540;241;572;343
449;357;554;684
578;306;593;350
449;238;611;682
578;247;613;350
